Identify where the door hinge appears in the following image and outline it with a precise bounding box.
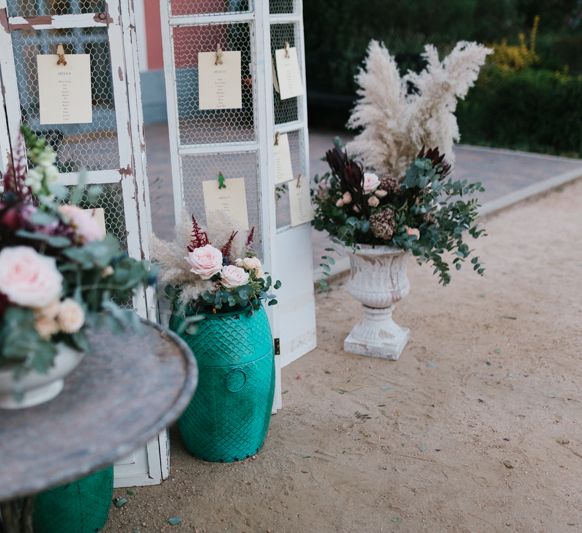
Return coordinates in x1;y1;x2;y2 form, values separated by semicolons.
274;338;280;356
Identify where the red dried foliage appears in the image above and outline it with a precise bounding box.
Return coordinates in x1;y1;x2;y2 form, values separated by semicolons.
3;136;31;202
187;215;210;251
245;227;255;248
220;231;238;259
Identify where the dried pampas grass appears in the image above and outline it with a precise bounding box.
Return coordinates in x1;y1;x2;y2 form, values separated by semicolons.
348;40;491;177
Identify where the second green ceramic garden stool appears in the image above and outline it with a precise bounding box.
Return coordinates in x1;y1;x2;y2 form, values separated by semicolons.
33;466;113;533
171;306;275;463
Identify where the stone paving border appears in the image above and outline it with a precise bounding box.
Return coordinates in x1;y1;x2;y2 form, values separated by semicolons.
318;165;582;281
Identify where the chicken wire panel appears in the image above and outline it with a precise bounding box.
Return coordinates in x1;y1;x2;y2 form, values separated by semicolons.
170;0;251;17
270;23;300;125
180;151;263;252
10;27;119;173
6;0;105;17
269;0;295;14
172;23;256;146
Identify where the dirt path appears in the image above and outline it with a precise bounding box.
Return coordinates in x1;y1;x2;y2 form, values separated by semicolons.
106;181;582;533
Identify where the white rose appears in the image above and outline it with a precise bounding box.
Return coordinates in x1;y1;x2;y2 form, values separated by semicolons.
236;257;261;272
220;265;249;289
59;205;106;243
35;315;60;340
57;298;85;334
0;246;62;308
185;244;223;280
363;172;380;193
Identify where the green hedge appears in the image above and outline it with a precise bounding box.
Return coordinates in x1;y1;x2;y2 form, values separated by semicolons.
458;66;582;157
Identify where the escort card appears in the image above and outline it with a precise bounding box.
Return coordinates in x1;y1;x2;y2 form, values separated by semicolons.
275;46;304;100
88;207;106;235
37;54;93;125
274;133;294;185
288;176;313;227
202;177;250;233
198;51;242;110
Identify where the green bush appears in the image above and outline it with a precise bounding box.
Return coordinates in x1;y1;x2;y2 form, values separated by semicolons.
458;66;582;156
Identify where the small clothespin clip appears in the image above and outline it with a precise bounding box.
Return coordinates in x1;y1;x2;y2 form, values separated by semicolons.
215;43;224;66
56;44;67;66
284;41;291;59
296;174;303;188
274;132;280;146
218;171;226;189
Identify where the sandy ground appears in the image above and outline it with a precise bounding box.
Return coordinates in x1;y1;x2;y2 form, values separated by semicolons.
106;181;582;533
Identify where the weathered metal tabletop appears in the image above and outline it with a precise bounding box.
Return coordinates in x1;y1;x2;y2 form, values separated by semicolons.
0;321;197;502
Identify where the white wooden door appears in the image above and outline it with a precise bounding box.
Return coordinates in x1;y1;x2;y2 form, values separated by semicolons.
160;0;316;412
0;0;165;487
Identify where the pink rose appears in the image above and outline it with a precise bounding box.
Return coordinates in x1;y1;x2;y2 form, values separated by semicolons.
59;205;106;243
186;244;223;280
363;172;381;193
220;265;249;289
368;196;380;207
0;246;62;308
342;192;352;204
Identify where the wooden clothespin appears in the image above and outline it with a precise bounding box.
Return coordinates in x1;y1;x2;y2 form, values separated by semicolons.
56;44;67;66
218;172;226;189
284;41;291;59
274;132;281;146
215;43;224;66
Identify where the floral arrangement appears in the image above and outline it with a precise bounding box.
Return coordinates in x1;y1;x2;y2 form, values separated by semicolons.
0;128;155;377
312;141;485;285
152;215;279;314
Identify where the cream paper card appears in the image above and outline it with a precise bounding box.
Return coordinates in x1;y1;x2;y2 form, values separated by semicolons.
274;133;294;185
37;54;93;125
289;176;313;227
88;207;106;234
198;51;242;110
275;46;304;100
203;177;250;233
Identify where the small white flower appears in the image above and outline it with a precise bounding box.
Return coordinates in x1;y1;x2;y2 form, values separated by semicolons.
57;298;85;334
35;149;57;168
25;168;43;193
35;315;60;340
368;196;380;207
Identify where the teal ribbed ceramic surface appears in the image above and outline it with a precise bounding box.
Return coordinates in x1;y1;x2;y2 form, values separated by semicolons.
33;466;113;533
171;306;275;463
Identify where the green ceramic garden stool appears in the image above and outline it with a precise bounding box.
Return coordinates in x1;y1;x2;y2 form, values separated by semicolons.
171;306;275;463
32;466;113;533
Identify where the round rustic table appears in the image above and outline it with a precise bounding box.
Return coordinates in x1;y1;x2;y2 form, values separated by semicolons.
0;321;198;533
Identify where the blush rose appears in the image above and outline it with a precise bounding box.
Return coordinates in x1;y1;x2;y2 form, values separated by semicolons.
186;245;223;280
220;265;250;288
0;246;62;308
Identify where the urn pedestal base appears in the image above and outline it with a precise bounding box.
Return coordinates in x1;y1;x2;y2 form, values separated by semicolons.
343;245;411;361
344;305;410;360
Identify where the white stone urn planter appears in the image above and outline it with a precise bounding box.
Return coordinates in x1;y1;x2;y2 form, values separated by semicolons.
0;344;84;409
344;245;410;360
